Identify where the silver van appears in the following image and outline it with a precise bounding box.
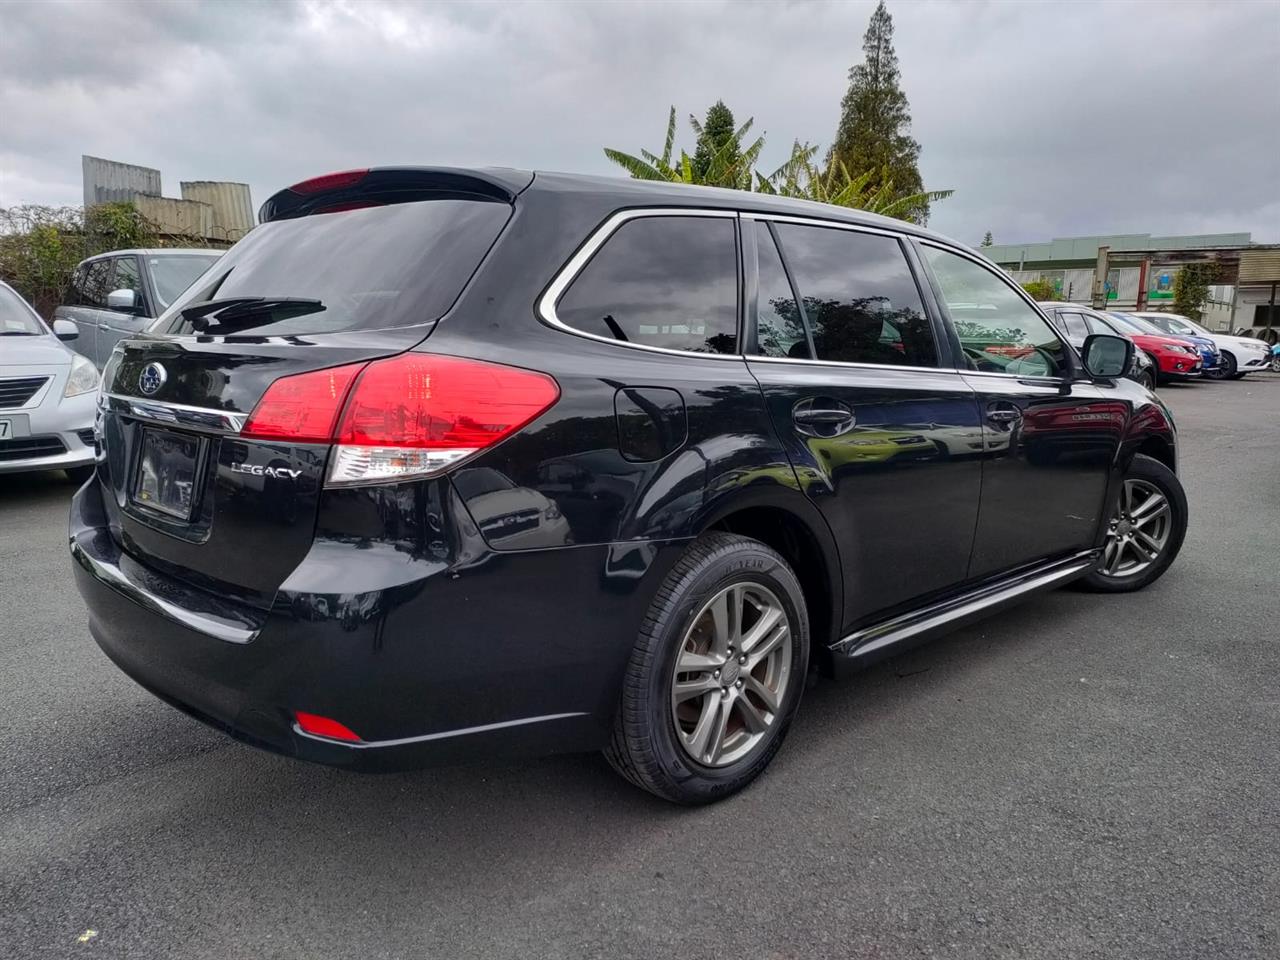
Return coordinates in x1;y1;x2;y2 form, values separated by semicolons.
55;249;222;368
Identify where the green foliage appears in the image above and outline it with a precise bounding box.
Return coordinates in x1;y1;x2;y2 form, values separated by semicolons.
826;1;929;223
1172;262;1220;321
605;105;950;223
604;105;763;191
981;231;994;247
691;101;742;186
756;141;951;220
1020;278;1057;301
0;201;187;318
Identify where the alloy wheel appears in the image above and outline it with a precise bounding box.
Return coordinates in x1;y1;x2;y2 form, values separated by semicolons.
1099;479;1173;578
670;582;793;767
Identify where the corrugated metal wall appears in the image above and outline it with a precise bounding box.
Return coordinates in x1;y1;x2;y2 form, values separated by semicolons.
82;156;161;206
179;182;254;242
134;196;214;239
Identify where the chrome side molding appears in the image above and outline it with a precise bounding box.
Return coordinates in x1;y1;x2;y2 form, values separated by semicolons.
836;550;1099;663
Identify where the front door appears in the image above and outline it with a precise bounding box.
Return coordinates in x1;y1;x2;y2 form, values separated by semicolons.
95;256;152;367
917;244;1122;579
744;218;983;629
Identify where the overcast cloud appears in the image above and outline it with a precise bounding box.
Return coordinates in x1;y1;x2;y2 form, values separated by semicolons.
2;0;1277;246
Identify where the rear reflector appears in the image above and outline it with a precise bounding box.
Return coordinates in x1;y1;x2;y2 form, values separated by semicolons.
294;711;362;742
289;169;369;195
328;354;559;486
239;353;559;486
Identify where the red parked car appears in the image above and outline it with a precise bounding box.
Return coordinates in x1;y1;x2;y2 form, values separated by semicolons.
1104;313;1204;383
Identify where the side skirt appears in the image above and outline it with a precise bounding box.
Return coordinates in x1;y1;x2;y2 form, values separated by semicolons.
832;549;1099;672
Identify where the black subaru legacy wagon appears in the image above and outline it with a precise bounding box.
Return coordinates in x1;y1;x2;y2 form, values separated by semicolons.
71;168;1187;803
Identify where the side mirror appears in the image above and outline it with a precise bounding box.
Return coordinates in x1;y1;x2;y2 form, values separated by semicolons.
52;319;79;341
1082;333;1133;380
106;288;139;312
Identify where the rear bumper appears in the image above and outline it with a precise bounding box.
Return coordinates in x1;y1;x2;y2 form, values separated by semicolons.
70;477;685;771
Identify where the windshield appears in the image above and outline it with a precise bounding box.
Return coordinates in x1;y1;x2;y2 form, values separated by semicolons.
0;285;46;336
1144;314;1204;338
149;254;222;310
154;199;511;336
1107;312;1166;337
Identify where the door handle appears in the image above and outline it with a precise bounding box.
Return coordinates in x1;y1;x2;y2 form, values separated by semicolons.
792;397;855;438
98;323;110;330
793;408;854;425
986;405;1022;425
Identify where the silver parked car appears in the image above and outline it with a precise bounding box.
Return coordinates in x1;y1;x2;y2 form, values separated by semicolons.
55;248;222;369
0;281;99;482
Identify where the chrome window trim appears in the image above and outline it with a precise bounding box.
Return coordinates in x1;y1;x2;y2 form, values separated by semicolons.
101;393;246;435
740;210;909;241
748;354;961;377
536;207;744;361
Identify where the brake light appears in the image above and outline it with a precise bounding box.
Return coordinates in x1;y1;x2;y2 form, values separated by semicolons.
289;169;369;195
242;363;365;443
295;711;362;742
328;353;559;486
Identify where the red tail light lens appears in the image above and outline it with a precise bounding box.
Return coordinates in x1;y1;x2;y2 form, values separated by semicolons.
242;363;365;443
289;169;369;195
328;354;559;485
240;353;559;486
295;711;362;742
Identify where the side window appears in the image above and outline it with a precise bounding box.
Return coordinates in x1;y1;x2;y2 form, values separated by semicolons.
1083;313;1116;336
66;264;87;305
81;259;114;308
112;256;145;314
772;223;937;367
923;246;1067;377
555;216;738;354
1059;311;1089;340
754;222;809;359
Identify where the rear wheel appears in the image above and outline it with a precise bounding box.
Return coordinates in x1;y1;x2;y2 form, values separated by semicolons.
604;532;809;804
1075;454;1187;593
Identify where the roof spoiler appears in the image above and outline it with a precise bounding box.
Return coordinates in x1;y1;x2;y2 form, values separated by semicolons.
258;167;533;223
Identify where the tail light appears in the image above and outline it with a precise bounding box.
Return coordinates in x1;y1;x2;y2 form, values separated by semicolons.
242;353;559;486
289;169;369;194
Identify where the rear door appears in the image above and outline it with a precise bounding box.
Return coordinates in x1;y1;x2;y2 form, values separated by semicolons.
744;217;983;629
918;243;1123;579
62;260;110;364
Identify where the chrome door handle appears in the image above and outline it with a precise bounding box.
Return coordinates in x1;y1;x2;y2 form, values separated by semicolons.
793;408;853;425
986;406;1022;424
792;397;856;438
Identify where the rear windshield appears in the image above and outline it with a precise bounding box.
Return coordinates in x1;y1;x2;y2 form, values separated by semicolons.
149;254;222;310
154;199;511;335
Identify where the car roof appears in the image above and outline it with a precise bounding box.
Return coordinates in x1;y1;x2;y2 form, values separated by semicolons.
79;248;224;263
524;168;955;243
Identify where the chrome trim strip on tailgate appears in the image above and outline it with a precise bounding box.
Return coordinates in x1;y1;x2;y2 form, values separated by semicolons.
102;393;246;435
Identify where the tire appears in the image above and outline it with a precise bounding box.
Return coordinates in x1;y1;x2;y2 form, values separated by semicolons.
1136;369;1156;391
1075;453;1187;593
1145;353;1165;386
1269;357;1280;374
1205;351;1235;381
604;532;810;804
65;465;95;485
1228;372;1248;381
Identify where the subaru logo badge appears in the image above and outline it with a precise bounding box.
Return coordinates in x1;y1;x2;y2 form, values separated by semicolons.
138;362;167;396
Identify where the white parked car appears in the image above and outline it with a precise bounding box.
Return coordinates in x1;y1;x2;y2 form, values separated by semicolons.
1130;311;1271;380
0;281;99;482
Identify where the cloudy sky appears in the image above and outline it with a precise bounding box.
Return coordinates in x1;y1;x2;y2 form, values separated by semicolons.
2;0;1277;246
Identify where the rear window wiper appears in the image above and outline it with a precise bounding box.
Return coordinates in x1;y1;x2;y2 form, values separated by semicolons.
181;297;326;333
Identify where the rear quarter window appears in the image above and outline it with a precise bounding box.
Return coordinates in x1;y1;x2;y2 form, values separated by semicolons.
553;215;739;354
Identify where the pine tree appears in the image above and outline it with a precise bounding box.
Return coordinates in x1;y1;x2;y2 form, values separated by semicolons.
691;101;741;186
827;0;928;222
981;231;994;247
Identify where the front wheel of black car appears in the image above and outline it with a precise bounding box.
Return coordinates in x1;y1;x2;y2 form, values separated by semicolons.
605;533;809;804
1075;454;1187;593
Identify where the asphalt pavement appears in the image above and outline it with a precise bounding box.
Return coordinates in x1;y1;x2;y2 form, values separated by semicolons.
2;375;1277;959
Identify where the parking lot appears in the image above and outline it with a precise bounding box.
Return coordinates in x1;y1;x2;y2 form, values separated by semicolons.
1;376;1277;959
